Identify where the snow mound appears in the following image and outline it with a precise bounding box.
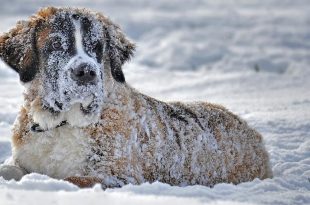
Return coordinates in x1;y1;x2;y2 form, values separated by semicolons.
0;173;78;191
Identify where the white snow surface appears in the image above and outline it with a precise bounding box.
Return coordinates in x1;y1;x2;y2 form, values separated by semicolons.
0;0;309;205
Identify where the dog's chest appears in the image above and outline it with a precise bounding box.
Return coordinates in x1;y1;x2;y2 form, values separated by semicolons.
14;126;92;179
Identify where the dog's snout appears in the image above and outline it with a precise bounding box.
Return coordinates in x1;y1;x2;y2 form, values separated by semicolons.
71;63;97;85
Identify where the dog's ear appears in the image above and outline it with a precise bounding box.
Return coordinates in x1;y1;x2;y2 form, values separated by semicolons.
104;22;135;83
0;20;39;82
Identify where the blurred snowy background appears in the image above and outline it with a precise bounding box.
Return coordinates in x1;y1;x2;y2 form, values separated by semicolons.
0;0;309;204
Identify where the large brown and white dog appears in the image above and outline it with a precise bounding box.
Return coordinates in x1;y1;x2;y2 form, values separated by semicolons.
0;7;272;188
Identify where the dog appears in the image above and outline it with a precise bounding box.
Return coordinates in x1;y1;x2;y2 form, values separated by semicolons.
0;7;272;188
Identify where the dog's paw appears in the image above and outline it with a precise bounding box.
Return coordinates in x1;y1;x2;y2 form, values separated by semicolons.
0;165;27;181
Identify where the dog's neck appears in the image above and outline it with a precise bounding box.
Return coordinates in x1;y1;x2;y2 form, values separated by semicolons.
25;81;133;132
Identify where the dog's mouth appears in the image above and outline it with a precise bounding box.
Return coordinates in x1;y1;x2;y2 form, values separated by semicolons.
79;103;99;114
33;84;104;131
33;101;99;132
42;101;96;115
31;96;102;132
31;120;68;133
42;93;97;114
42;102;62;114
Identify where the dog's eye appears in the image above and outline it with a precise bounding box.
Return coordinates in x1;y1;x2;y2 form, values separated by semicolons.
52;41;62;50
72;14;80;20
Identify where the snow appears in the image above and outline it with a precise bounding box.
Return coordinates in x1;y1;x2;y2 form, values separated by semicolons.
0;0;309;205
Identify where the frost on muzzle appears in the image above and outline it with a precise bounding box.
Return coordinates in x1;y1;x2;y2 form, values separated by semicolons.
40;14;105;114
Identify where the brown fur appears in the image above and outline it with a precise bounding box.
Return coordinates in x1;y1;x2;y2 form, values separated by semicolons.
37;27;52;49
65;176;102;188
12;107;30;148
36;7;58;20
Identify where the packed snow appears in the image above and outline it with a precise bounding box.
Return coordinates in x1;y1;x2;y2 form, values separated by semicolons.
0;0;309;205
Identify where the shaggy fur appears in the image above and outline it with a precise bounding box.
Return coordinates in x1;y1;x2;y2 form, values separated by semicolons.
0;7;272;188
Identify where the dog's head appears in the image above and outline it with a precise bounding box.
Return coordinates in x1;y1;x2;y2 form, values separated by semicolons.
0;7;135;129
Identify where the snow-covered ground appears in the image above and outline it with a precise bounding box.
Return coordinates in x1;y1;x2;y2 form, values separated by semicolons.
0;0;309;204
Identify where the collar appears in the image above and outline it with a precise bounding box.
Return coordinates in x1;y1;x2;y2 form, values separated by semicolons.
31;121;67;133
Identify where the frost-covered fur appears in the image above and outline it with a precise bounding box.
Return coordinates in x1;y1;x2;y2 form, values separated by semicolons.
0;7;272;188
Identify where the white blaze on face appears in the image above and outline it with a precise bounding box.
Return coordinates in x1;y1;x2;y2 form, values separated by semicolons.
74;20;83;54
66;19;99;68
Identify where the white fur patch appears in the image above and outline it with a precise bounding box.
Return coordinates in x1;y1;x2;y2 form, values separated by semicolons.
13;126;92;179
73;20;85;55
30;101;100;130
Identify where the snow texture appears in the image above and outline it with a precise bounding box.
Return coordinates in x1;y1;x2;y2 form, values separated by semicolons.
0;0;309;205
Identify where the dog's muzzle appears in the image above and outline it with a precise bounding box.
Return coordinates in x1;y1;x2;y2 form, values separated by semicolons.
71;63;98;85
41;55;103;114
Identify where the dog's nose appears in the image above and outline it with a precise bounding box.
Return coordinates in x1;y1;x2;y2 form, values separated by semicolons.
71;63;97;85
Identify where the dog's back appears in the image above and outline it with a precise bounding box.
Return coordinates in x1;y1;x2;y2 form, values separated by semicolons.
162;100;272;186
82;91;272;187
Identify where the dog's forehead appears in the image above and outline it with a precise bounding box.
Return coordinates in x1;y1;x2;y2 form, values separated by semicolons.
47;10;104;37
50;12;74;33
35;9;106;65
